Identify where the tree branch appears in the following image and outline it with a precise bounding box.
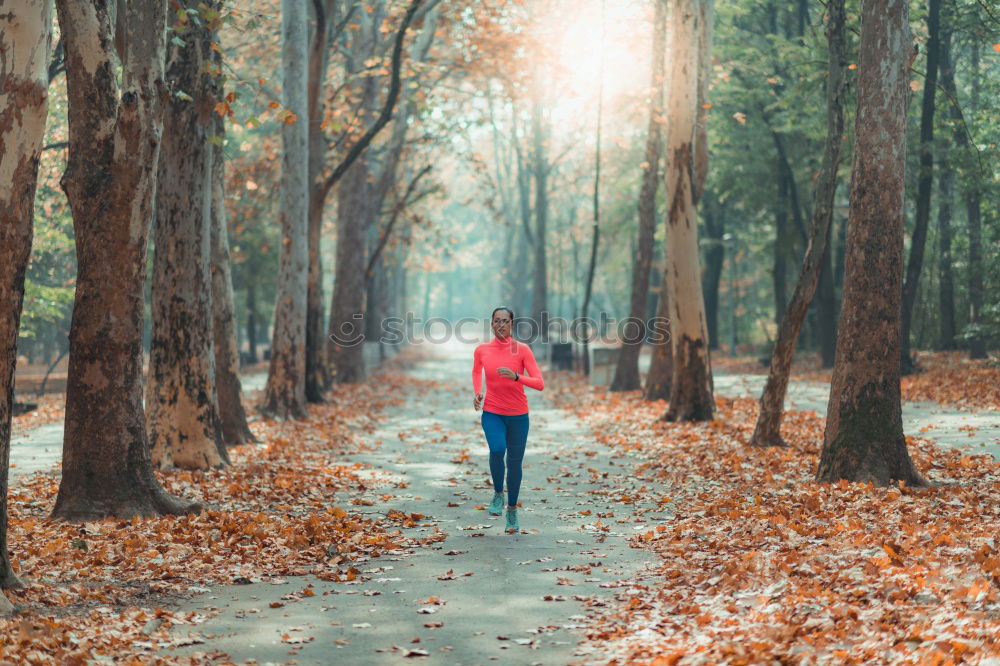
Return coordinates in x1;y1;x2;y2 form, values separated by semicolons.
322;0;424;193
365;163;432;279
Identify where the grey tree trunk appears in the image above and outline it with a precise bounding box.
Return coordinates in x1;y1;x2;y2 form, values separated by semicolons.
939;37;985;358
773;161;789;325
148;0;229;469
643;273;673;401
900;0;942;374
964;43;985;359
262;0;310;418
817;220;838;368
328;153;373;383
53;0;201;520
663;0;715;422
0;0;53;611
816;0;924;487
305;0;335;403
611;0;666;392
751;0;847;448
530;88;549;326
936;27;957;351
211;95;256;446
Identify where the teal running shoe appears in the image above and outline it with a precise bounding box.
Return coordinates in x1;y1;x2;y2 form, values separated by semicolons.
505;507;520;533
488;492;504;516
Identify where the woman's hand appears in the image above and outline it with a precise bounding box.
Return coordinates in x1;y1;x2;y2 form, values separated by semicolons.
497;367;517;380
473;392;484;411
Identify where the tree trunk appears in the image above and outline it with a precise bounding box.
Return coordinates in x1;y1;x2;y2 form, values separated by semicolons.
751;0;847;448
261;0;309;419
211;94;256;446
530;90;548;326
701;197;725;351
611;0;666;392
328;156;372;383
305;0;334;403
246;282;259;364
900;0;942;375
939;35;984;358
53;0;201;520
817;218;838;367
643;269;673;401
148;0;229;469
663;0;715;422
816;0;924;487
773;161;789;325
936;130;956;349
0;0;53;607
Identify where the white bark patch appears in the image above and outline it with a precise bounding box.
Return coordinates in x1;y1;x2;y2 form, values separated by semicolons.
62;1;107;77
0;0;52;197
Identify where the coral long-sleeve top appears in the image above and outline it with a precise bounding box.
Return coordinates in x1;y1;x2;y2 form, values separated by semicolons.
472;337;544;415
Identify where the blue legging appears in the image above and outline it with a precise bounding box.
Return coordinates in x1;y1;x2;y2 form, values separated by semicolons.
480;411;530;507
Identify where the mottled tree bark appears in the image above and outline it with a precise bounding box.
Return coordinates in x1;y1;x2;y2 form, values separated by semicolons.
261;0;310;419
900;0;942;374
0;0;53;610
53;0;200;520
611;0;666;392
148;0;229;469
211;96;256;446
663;0;715;422
751;0;847;448
817;0;924;487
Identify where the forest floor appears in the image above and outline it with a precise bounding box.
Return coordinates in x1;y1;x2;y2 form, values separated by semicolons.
3;344;1000;664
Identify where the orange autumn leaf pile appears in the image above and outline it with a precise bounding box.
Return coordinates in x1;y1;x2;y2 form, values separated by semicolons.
1;348;445;664
715;351;1000;412
901;352;1000;412
547;372;1000;664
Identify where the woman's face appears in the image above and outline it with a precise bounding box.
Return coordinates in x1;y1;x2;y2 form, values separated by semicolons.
492;309;512;339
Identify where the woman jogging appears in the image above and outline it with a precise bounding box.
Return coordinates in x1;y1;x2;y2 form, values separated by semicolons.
471;306;544;533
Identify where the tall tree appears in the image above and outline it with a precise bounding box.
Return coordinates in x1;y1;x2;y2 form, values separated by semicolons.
663;0;715;422
816;0;924;487
305;0;335;402
325;0;425;383
262;0;310;419
939;36;985;358
611;0;667;393
899;0;943;374
147;0;230;469
529;77;550;327
750;0;847;448
935;22;957;350
0;0;53;613
210;54;256;446
53;0;200;519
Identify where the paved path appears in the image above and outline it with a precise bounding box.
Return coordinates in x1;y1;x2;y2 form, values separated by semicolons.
165;348;659;664
10;363;998;484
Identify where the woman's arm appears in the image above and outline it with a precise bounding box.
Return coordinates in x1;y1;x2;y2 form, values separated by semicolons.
472;346;484;395
518;346;544;391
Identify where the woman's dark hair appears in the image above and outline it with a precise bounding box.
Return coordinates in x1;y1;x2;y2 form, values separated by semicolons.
491;306;515;323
